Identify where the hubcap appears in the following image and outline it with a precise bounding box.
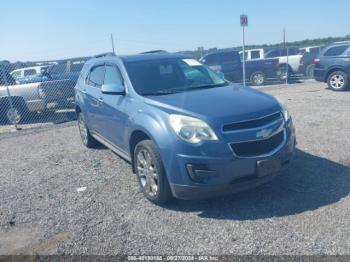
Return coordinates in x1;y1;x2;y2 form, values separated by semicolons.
78;115;88;145
136;149;158;197
7;108;21;124
252;73;264;85
330;74;345;89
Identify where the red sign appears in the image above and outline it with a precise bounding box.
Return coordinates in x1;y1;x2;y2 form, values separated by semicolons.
240;15;248;27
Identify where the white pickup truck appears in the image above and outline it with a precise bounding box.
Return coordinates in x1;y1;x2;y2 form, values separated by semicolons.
0;67;75;124
264;48;302;75
240;48;303;75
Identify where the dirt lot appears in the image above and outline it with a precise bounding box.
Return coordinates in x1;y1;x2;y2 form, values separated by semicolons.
1;80;350;255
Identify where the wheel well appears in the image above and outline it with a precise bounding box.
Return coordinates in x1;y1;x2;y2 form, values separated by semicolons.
129;130;150;172
0;96;26;110
325;68;346;82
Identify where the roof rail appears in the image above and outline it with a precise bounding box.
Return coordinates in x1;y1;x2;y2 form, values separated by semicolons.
94;52;116;58
140;50;168;54
333;41;350;44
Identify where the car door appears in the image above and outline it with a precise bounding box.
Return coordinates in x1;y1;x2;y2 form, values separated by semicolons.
83;63;106;133
221;52;242;82
97;63;128;151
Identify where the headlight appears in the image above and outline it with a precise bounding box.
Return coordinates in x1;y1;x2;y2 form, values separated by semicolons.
276;98;290;121
169;114;218;144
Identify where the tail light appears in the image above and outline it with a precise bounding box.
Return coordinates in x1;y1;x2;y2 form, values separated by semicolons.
313;58;320;65
275;61;280;71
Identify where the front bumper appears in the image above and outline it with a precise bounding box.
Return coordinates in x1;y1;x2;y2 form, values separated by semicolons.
165;120;296;200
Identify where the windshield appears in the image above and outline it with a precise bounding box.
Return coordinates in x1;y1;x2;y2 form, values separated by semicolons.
124;58;227;96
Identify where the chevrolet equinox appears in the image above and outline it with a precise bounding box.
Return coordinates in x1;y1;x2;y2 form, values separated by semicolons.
75;52;296;204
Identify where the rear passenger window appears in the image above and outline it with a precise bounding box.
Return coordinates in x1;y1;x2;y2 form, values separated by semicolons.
251;51;260;59
88;65;105;88
104;65;124;86
324;45;350;56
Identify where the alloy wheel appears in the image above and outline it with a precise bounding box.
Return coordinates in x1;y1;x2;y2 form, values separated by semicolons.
330;74;345;90
136;149;159;197
6;107;21;124
252;73;264;85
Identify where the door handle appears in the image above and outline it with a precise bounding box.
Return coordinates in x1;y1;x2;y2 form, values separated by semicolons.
98;97;104;103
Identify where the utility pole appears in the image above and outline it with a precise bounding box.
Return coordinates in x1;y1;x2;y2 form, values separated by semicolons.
240;14;248;87
283;28;289;85
111;34;115;54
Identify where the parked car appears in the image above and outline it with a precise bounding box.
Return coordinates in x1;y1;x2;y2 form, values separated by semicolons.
200;50;280;86
10;66;48;83
239;49;265;60
314;43;350;91
299;46;323;77
264;48;302;76
75;52;296;204
0;67;75;124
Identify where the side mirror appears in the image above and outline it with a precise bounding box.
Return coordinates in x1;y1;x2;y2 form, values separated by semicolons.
217;71;225;79
101;83;125;95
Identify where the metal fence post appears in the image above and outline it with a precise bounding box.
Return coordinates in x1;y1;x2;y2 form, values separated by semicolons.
3;69;19;130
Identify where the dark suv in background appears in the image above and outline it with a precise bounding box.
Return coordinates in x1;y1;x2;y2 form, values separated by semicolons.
314;42;350;91
200;50;280;86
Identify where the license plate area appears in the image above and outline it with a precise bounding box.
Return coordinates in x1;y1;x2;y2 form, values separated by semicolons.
257;158;281;177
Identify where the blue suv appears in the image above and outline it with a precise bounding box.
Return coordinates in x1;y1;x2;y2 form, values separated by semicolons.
314;43;350;91
75;52;296;204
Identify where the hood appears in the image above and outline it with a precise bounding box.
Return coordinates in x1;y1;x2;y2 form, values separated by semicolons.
144;84;281;127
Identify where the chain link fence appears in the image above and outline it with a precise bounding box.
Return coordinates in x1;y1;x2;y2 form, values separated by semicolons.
0;48;316;133
0;58;91;133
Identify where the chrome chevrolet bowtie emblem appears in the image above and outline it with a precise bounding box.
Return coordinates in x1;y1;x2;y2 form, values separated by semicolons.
256;128;273;139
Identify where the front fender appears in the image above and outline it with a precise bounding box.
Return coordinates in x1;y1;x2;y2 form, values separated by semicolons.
126;109;177;180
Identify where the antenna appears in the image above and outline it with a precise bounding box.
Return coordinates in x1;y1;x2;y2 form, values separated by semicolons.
111;34;115;54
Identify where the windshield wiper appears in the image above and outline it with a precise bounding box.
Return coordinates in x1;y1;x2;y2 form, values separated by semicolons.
187;82;229;90
143;90;183;96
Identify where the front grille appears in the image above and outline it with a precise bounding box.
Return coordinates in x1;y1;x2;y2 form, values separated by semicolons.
223;112;281;132
230;131;284;157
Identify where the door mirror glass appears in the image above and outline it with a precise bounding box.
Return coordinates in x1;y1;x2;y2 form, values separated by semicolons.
101;83;125;95
216;71;225;79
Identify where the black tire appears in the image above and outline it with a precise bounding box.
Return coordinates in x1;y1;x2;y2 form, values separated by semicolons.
77;112;99;148
250;71;265;86
5;104;26;124
134;140;172;204
327;71;349;91
305;64;315;78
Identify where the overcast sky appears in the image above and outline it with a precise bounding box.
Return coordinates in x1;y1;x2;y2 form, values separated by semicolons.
1;0;349;62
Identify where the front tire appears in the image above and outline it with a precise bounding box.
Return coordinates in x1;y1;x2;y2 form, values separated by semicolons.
250;71;265;86
134;140;172;204
327;71;349;91
77;112;99;148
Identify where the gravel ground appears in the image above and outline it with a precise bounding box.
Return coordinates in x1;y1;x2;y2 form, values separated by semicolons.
1;80;350;256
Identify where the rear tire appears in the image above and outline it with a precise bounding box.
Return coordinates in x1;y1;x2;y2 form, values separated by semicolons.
134;140;172;205
250;71;265;86
305;64;315;78
327;71;349;91
77;112;99;148
5;104;26;124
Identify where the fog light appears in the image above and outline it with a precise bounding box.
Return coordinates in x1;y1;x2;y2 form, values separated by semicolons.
186;164;217;182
